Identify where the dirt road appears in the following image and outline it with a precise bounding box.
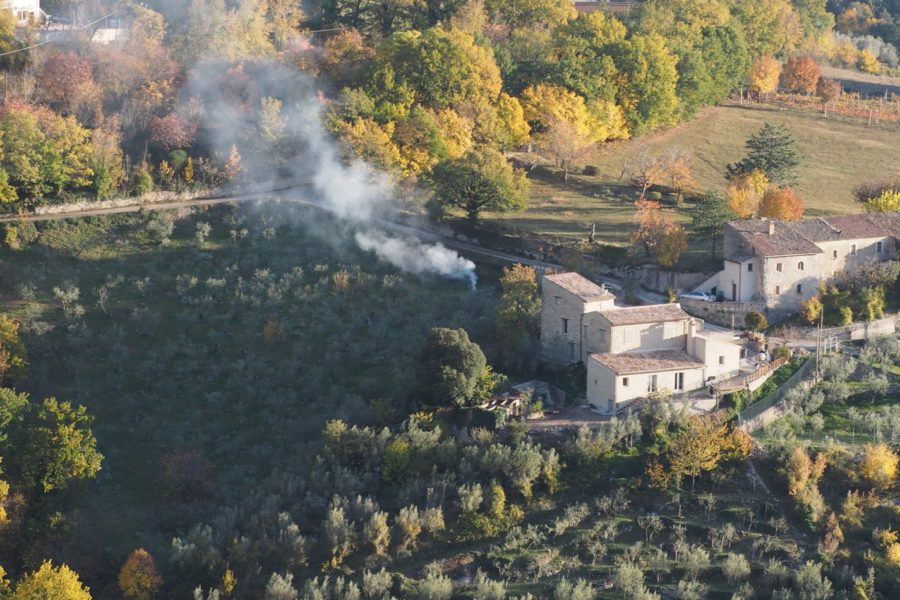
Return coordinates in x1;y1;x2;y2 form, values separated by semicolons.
0;187;666;301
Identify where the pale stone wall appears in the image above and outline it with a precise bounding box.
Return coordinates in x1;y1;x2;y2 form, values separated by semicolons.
758;237;895;311
689;334;742;380
587;358;706;412
602;319;690;354
679;297;768;328
540;278;614;363
760;254;821;310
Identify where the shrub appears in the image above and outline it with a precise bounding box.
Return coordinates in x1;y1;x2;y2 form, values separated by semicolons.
839;305;853;325
583;165;598;176
134;170;154;195
745;311;768;332
773;346;791;361
3;225;19;249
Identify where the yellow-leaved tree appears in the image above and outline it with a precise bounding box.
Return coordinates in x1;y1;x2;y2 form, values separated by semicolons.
749;56;782;98
520;83;628;181
787;446;828;523
0;315;27;385
11;561;91;600
666;416;751;491
860;443;898;490
727;170;769;217
864;190;900;213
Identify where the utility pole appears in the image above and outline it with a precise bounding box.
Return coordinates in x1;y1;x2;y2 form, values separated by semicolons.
815;308;823;384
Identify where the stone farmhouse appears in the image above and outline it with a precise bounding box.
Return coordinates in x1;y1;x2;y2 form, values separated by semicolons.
541;272;742;414
1;0;42;25
692;213;900;316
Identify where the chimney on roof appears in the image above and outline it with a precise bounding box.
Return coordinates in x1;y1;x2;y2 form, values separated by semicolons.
768;220;775;236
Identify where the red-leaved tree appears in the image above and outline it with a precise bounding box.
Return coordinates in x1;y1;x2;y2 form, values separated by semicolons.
781;56;821;95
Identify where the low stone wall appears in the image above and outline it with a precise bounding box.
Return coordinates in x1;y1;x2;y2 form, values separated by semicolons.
680;297;767;328
776;314;898;343
738;357;817;433
608;265;717;295
33;188;219;216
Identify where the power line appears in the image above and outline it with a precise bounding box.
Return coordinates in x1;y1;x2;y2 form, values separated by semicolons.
0;10;118;58
299;26;346;35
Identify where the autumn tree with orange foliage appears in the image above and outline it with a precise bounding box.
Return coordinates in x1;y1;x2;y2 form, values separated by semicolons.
759;187;804;220
749;56;781;98
665;148;696;207
118;549;163;600
781;56;820;94
816;77;841;104
761;187;801;220
629;199;665;257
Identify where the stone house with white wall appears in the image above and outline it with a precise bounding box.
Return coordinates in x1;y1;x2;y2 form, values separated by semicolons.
541;272;743;414
696;213;900;314
1;0;42;25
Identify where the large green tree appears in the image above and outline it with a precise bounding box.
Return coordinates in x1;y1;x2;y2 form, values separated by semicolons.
691;191;737;257
0;391;103;494
793;0;835;41
368;27;502;111
729;0;802;57
0;105;95;206
611;34;680;133
482;0;574;30
545;12;627;103
497;264;540;339
727;122;803;185
428;147;528;222
416;327;488;408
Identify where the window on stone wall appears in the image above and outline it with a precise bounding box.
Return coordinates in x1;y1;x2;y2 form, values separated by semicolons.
798;261;804;270
851;244;857;255
718;356;725;365
775;286;781;294
877;241;883;253
675;372;684;390
622;377;629;387
833;250;838;259
776;263;782;272
796;284;802;295
648;375;658;393
747;263;753;272
561;318;568;334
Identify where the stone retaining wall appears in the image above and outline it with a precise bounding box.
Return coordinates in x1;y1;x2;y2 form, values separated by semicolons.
33;188;219;216
679;297;768;328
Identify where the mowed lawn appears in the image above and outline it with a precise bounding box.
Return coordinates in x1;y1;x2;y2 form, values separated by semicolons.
487;103;900;249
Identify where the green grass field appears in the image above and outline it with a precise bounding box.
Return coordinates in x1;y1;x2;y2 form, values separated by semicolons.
487;103;900;260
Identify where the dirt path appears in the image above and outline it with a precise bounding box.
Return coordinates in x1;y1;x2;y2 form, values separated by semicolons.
1;187;671;302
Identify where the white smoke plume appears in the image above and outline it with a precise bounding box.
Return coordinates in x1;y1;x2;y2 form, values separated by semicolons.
181;62;477;286
355;231;477;288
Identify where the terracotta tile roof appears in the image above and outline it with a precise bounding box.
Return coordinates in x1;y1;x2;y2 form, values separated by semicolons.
728;213;900;257
544;272;615;301
590;350;704;375
595;303;691;326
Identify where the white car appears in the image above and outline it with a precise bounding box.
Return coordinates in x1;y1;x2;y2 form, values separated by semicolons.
679;291;716;302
